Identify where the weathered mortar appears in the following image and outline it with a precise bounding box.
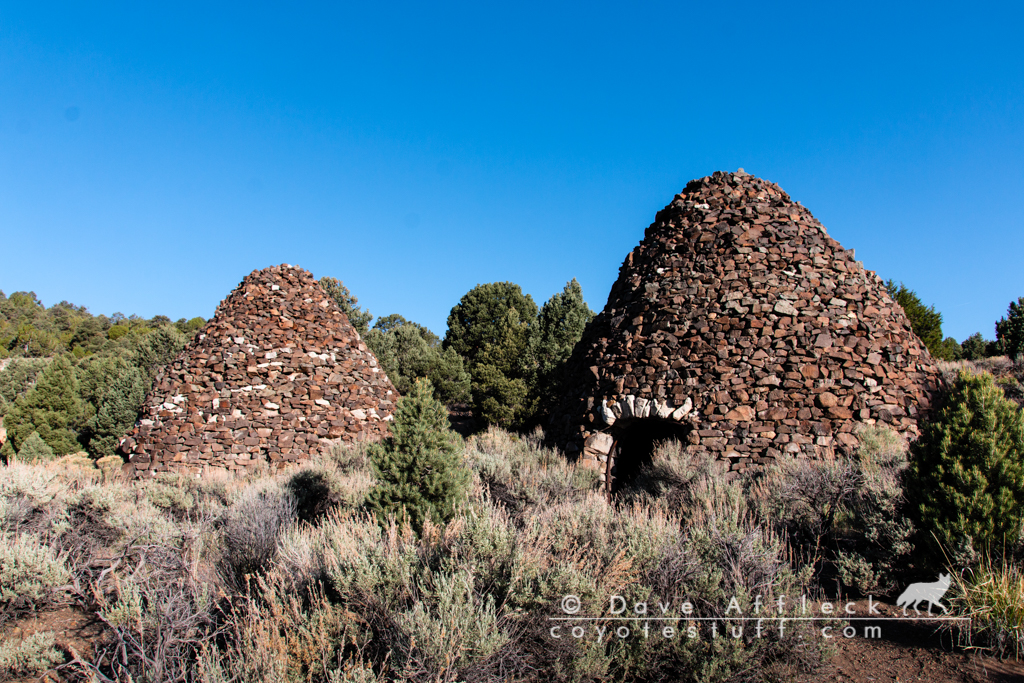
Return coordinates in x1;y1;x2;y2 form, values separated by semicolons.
120;265;398;478
549;170;940;489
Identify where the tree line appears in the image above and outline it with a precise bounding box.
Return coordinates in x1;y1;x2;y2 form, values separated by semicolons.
0;290;203;462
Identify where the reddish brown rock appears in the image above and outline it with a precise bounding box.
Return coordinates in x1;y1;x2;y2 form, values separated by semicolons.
120;265;398;478
549;170;940;489
817;392;839;408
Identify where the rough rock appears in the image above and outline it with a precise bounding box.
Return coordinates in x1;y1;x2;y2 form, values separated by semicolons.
120;265;398;478
549;171;940;489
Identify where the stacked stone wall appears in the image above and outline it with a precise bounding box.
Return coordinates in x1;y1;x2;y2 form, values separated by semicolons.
121;265;397;477
550;171;941;488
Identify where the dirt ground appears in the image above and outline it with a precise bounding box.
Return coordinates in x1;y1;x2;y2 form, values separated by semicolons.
796;600;1024;683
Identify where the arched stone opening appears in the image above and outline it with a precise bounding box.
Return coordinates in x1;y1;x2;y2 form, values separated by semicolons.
607;418;692;492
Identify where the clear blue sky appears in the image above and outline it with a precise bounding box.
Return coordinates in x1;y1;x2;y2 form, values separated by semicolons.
2;2;1022;342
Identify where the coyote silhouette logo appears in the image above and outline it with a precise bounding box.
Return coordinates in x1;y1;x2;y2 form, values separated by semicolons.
896;574;951;615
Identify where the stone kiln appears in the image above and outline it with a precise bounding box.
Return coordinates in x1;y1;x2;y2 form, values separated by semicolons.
550;171;940;489
121;265;397;478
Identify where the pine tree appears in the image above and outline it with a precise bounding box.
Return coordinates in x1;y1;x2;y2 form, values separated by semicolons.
996;297;1024;360
6;355;83;455
87;366;146;458
129;325;188;381
444;283;538;427
366;379;469;532
885;280;945;357
364;318;471;404
320;276;373;336
961;333;989;361
908;370;1024;565
18;431;55;463
532;279;595;412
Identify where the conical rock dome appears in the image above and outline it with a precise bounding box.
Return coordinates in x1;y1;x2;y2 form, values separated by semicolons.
550;171;940;487
121;265;397;477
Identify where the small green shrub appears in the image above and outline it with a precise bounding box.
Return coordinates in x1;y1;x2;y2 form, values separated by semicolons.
0;631;63;678
145;480;197;516
908;370;1024;567
366;379;470;532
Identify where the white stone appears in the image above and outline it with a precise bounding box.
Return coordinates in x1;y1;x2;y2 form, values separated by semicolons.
315;399;331;407
351;409;367;420
622;395;636;419
599;399;617;426
634;397;650;418
671;397;693;421
655;400;674;419
271;284;280;290
264;402;280;410
265;351;277;359
584;432;614;455
774;300;799;317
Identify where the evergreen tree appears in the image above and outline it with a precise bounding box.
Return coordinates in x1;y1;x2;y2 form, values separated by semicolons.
17;431;55;463
364;318;471;404
907;371;1024;566
174;317;206;335
366;379;469;532
531;279;595;412
961;333;989;361
444;282;538;361
428;347;471;405
885;280;945;357
320;276;372;336
129;325;188;381
5;355;83;455
996;297;1024;360
0;358;50;408
444;282;538;427
469;306;537;427
87;366;146;458
936;337;962;361
0;439;14;464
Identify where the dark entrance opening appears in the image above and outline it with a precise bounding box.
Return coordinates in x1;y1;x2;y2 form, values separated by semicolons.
610;419;692;491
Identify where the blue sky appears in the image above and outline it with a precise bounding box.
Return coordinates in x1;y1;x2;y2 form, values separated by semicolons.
2;2;1022;342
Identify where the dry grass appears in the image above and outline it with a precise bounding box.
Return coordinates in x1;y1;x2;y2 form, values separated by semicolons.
947;556;1024;660
0;427;850;682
